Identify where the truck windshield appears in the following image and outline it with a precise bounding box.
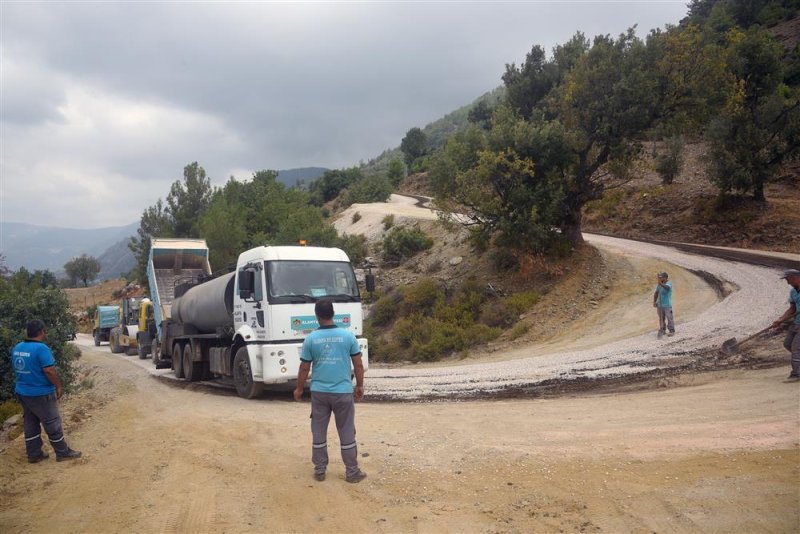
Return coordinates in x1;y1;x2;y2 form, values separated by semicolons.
266;261;360;303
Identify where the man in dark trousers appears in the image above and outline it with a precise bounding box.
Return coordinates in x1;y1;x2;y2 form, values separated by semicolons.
772;269;800;381
653;272;675;338
11;319;82;463
294;300;366;483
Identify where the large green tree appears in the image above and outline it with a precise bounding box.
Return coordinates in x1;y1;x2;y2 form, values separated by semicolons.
63;254;101;287
433;30;662;250
129;162;212;284
707;28;800;200
550;30;661;243
400;127;428;167
166;162;213;237
128;199;174;284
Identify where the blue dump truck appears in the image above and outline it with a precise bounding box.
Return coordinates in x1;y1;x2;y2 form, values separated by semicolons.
93;305;120;346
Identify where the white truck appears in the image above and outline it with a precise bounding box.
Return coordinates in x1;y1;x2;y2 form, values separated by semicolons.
147;239;371;399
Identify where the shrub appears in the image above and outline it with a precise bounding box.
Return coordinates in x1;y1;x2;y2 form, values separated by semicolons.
342;175;392;206
382;226;433;265
382;214;395;230
402;277;442;315
508;322;529;340
490;247;519;272
351;212;362;223
506;290;541;313
655;135;685;185
0;276;79;401
337;234;368;267
479;299;519;328
370;291;402;326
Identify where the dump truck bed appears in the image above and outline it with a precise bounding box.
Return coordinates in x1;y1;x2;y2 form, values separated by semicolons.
147;239;212;334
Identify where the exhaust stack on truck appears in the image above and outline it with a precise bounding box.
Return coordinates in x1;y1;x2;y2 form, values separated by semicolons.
147;241;370;399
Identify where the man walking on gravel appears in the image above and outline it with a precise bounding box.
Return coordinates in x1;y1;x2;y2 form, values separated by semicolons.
294;299;366;483
653;272;675;338
11;319;82;463
771;269;800;380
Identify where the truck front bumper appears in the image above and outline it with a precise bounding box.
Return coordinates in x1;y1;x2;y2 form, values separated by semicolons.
253;338;369;384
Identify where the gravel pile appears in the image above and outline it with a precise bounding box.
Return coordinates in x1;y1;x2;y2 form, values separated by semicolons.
366;234;792;400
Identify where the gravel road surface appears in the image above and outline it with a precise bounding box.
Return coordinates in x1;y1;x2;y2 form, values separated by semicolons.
77;196;799;401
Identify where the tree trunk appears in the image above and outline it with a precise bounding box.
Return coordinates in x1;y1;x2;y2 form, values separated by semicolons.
753;180;766;202
561;206;585;246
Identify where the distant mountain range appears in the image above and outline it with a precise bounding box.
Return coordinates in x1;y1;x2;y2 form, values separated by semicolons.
0;168;329;282
1;221;139;279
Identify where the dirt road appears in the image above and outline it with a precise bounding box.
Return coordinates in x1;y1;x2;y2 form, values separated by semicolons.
1;341;798;533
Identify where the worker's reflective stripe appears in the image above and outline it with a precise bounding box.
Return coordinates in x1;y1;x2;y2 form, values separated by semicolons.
341;442;357;450
313;441;327;449
50;436;65;443
25;433;41;442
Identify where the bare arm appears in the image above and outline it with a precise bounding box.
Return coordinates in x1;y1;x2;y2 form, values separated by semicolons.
293;361;311;402
43;366;64;399
352;354;364;402
772;304;796;328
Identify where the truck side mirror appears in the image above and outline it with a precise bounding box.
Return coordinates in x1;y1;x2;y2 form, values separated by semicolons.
365;273;375;293
239;270;254;300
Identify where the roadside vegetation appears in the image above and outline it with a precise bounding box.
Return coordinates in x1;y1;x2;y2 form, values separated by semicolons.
0;263;80;402
113;0;798;363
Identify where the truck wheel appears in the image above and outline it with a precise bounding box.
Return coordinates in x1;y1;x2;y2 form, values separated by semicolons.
172;343;185;379
233;347;263;399
183;343;202;382
109;328;124;354
93;332;100;346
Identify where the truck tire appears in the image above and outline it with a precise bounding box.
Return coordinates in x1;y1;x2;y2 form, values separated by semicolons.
172;342;185;379
93;331;100;346
183;342;203;382
233;346;263;399
109;328;124;354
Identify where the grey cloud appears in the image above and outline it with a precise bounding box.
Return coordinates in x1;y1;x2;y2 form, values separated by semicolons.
1;1;687;228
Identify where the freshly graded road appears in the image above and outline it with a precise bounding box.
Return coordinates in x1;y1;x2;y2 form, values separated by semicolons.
1;196;798;532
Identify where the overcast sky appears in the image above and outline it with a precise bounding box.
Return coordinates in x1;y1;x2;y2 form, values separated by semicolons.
1;1;687;231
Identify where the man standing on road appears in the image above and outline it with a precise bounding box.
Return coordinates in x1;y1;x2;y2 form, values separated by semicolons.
653;272;675;338
11;319;82;463
771;269;800;381
294;299;366;483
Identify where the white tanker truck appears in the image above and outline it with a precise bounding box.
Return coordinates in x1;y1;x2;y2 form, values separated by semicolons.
147;239;371;399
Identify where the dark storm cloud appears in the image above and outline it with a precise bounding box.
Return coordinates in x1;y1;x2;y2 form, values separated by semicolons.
1;1;687;228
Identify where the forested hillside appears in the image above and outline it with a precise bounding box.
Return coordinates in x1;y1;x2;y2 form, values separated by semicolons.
124;0;797;282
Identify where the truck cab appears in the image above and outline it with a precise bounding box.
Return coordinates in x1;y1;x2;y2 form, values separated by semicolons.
156;245;368;398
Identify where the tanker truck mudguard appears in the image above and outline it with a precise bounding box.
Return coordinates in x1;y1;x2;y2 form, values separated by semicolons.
151;243;370;399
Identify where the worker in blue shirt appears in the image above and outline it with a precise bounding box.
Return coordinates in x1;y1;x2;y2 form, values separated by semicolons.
11;319;81;463
294;300;366;483
653;272;675;338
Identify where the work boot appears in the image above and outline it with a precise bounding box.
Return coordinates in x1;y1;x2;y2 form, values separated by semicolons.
346;470;367;484
56;449;82;462
27;452;49;464
314;471;326;482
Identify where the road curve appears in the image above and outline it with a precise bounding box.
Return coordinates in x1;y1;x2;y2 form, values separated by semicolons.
364;233;795;400
78;194;799;401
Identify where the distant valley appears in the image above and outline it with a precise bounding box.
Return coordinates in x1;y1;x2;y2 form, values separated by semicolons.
1;167;327;281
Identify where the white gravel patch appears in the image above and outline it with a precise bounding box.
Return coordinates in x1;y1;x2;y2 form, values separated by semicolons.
366;233;794;400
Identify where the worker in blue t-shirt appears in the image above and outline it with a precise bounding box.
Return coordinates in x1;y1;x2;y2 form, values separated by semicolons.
294;300;366;483
11;319;81;463
653;272;675;338
771;269;800;381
